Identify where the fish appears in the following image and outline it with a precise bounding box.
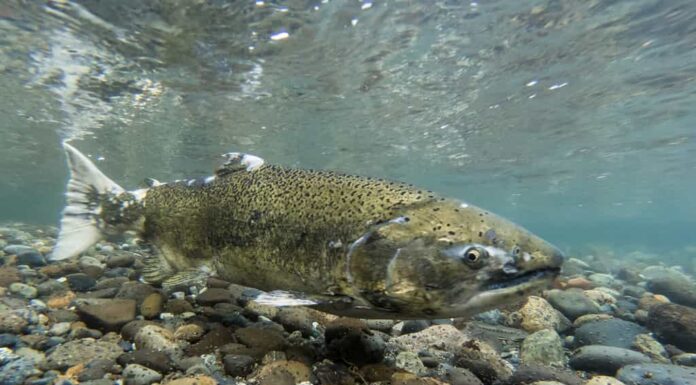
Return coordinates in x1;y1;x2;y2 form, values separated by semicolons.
50;143;564;319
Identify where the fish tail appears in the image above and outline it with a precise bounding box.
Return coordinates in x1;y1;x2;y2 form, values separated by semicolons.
51;143;143;261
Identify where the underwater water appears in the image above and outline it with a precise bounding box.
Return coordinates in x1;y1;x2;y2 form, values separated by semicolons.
3;2;696;385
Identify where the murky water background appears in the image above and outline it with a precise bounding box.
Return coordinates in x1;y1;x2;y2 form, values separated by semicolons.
1;0;695;261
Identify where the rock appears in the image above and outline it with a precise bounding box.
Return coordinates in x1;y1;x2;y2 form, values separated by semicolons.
186;326;236;356
0;312;27;333
585;376;627;385
395;351;427;375
647;303;696;352
94;277;129;290
106;253;135;268
117;349;174;373
49;322;72;336
617;363;696;385
16;250;46;267
45;339;123;370
0;267;21;286
47;291;76;309
574;318;646;349
673;353;696;367
561;258;591;276
3;244;35;255
441;365;484;385
572;314;614;328
325;319;385;366
401;320;431;335
174;324;205;342
275;307;324;336
162;375;217;385
565;277;594;290
140;293;164;319
588;273;618;288
196;288;232;305
633;334;669;363
455;340;513;384
257;360;311;384
547;289;601;320
65;273;97;292
644;268;696;307
569;345;651;374
133;325;180;355
460;322;529;352
235;327;286;352
9;282;38;299
116;282;156;305
313;361;356;385
165;299;194;314
122;363;162;385
120;320;159;341
515;296;571;333
584;289;617;305
500;364;584;385
0;355;40;385
391;372;449;385
76;298;137;332
77;358;116;381
389;324;471;361
223;354;256;377
520;329;565;367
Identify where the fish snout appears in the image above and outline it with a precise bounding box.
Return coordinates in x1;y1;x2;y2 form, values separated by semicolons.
512;247;564;274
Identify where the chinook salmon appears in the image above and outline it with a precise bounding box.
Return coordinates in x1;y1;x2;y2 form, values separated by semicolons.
51;143;563;319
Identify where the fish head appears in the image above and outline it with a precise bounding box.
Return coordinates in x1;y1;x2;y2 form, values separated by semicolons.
347;199;563;318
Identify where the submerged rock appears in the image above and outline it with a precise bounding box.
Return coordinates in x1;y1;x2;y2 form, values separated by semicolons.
44;339;123;370
76;298;137;332
514;296;571;333
546;289;601;320
520;329;565;367
569;345;650;374
647;303;696;352
617;363;696;385
574;318;646;349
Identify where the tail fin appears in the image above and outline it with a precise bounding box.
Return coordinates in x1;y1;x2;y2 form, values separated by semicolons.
50;143;125;261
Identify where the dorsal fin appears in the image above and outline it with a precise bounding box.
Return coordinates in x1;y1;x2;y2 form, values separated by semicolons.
215;152;265;177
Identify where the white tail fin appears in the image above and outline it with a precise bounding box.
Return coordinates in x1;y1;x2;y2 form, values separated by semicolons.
50;143;125;261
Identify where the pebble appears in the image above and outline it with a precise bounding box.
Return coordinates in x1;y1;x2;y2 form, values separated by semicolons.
520;329;566;367
0;355;40;385
569;345;651;374
574;318;646;349
0;312;28;333
585;376;627;385
65;273;98;291
633;333;669;363
185;326;236;356
388;324;470;361
394;351;427;375
165;299;195;314
133;324;180;355
561;258;591;276
646;273;696;307
673;353;696;367
515;296;571;333
456;340;513;384
324;318;385;366
162;375;217;385
223;354;256;377
117;349;174;373
122;363;163;385
647;303;696;352
140;292;164;319
0;266;21;286
115;282;157;305
546;289;601;320
77;358;116;381
256;360;312;384
275;307;324;336
174;324;205;342
572;313;614;328
9;282;38;299
617;363;696;385
588;273;618;288
47;291;76;309
235;327;286;352
16;250;46;267
44;339;123;370
106;253;136;268
441;365;484;385
76;298;137;332
502;364;584;385
49;322;72;336
196;288;232;305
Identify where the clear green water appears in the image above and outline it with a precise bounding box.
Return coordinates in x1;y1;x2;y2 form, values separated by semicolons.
1;0;695;263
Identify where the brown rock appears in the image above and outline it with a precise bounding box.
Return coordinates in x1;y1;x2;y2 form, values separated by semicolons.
197;288;233;305
185;326;236;356
647;303;696;352
76;298;137;332
257;360;311;384
391;372;449;385
565;277;594;290
235;327;286;352
0;266;20;286
165;299;194;314
360;363;401;382
174;324;205;342
140;293;164;319
516;296;570;333
164;375;217;385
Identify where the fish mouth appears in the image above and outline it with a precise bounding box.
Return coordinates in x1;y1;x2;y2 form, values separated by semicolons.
484;267;560;291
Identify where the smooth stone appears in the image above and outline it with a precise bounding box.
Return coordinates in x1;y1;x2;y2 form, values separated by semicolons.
185;326;236;356
174;324;205;342
235;327;287;352
573;314;614;328
44;339;123;370
313;361;356;385
617;363;696;385
520;329;565;367
275;307;324;336
456;340;513;384
516;296;571;333
500;364;584;385
401;320;430;335
115;282;156;305
0;356;40;385
647;303;696;352
547;289;601;320
164;299;194;314
633;333;669;363
76;298;137;332
196;288;232;305
3;245;35;256
122;363;162;385
49;322;72;336
9;282;37;299
120;320;159;341
0;267;21;286
588;273;618;288
106;253;135;268
569;345;651;374
77;358;116;382
16;250;46;267
673;353;696;367
561;258;592;276
441;365;484;385
223;354;256;377
164;375;217;385
139;293;164;319
574;318;646;349
65;273;97;292
93;277;129;290
36;280;69;296
117;349;174;373
0;334;19;347
257;360;312;384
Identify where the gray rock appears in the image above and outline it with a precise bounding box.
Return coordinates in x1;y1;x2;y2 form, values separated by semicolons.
325;319;385;366
9;282;38;299
115;282;156;305
547;289;601;320
617;363;696;385
3;245;35;256
122;363;162;385
0;312;27;333
394;351;427;375
36;280;69;296
77;358;116;381
106;253;135;268
16;250;46;267
441;365;484;385
196;288;232;305
223;354;256;377
520;329;565;367
561;258;592;276
499;364;584;385
0;356;40;385
76;298;137;332
65;273;97;292
117;349;175;373
673;353;696;367
575;318;646;349
401;320;430;335
45;339;123;370
133;325;181;356
569;345;651;374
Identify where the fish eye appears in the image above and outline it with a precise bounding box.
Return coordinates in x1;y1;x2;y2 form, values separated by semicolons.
462;246;487;268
